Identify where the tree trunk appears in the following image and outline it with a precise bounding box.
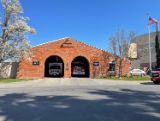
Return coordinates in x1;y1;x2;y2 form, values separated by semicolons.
118;59;122;78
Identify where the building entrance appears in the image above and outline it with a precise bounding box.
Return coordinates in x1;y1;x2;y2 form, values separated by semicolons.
45;56;64;77
71;56;89;78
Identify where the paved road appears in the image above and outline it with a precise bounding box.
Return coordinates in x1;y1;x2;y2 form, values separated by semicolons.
0;78;159;121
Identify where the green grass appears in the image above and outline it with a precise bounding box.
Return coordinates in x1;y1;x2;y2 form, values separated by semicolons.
100;76;150;81
0;78;36;83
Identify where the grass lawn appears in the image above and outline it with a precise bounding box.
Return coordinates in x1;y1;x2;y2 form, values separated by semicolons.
0;78;35;83
101;76;151;81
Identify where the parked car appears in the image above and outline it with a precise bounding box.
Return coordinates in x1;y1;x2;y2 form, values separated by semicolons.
151;68;160;84
130;69;146;76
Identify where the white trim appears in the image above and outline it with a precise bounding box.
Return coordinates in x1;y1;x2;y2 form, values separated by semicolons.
32;37;70;48
31;37;112;55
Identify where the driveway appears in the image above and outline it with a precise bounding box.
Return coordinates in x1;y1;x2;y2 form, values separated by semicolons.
0;78;159;121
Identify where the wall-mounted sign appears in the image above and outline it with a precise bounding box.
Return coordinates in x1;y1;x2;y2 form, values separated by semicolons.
60;39;74;48
32;61;40;66
93;62;99;66
65;68;69;71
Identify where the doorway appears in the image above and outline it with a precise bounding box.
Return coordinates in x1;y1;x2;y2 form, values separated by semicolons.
71;56;90;78
45;56;64;78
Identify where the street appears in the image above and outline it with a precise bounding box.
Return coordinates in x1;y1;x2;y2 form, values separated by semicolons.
0;78;159;121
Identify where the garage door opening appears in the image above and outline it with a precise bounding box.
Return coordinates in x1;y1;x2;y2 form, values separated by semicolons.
71;56;90;78
45;56;64;78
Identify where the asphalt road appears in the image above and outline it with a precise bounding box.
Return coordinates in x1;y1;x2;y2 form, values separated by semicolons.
0;78;159;121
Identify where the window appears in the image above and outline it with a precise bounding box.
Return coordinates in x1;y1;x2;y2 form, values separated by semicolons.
109;62;116;71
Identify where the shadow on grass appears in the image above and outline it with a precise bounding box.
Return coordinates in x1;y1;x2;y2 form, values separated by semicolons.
0;89;160;121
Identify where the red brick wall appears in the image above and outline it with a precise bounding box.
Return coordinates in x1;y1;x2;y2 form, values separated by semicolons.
17;38;130;79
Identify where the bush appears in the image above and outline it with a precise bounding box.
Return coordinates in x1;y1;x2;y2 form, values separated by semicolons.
100;75;150;81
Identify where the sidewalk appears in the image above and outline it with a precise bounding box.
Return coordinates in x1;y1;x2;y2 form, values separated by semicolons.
0;78;150;88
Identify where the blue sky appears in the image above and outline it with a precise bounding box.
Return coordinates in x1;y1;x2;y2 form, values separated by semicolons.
1;0;160;50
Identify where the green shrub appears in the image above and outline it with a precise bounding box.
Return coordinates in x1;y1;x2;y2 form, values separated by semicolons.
100;75;150;81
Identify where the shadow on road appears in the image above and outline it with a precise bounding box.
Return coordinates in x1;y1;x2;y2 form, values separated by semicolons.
0;89;160;121
140;82;157;85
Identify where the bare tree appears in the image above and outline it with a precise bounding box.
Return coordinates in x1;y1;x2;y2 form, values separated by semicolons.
109;30;136;78
128;32;137;44
0;0;35;77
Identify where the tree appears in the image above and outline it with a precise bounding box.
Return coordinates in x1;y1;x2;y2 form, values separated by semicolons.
0;0;35;77
0;0;35;63
155;25;160;68
109;30;136;78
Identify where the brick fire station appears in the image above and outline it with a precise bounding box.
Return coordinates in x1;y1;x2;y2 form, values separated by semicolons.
17;37;130;79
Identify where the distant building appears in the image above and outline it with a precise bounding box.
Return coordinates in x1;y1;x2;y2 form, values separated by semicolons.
128;43;137;59
0;62;19;78
131;32;159;69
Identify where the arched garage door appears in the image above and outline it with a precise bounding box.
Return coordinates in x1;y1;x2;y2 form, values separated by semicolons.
45;56;64;78
71;56;90;78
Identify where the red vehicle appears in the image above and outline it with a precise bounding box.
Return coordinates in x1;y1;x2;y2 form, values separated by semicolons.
72;66;85;75
151;68;160;84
